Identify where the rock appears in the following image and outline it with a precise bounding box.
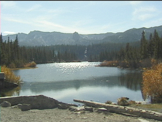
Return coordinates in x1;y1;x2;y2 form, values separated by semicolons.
17;104;22;109
1;101;11;107
97;107;108;112
69;106;85;112
74;111;85;114
105;100;112;104
21;104;31;111
128;100;136;105
57;104;69;109
117;97;129;106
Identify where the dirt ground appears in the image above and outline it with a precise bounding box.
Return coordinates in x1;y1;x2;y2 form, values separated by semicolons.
0;106;161;122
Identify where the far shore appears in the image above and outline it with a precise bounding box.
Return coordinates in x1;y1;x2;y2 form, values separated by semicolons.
10;67;37;70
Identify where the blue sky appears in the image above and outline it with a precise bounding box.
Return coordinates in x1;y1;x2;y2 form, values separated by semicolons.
1;1;162;35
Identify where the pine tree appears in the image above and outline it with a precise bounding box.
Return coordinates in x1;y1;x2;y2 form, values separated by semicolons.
153;30;160;59
140;31;148;59
0;34;2;66
14;35;20;60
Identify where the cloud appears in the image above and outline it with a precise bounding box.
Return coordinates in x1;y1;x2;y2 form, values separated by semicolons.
129;1;142;6
4;17;31;24
1;1;16;9
37;20;66;29
132;6;157;21
138;14;155;21
34;20;76;33
3;31;17;35
142;18;162;27
26;4;42;12
73;19;93;27
133;7;157;15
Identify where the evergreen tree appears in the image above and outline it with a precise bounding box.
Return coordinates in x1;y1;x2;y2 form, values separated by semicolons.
140;31;148;59
153;30;161;59
0;34;2;65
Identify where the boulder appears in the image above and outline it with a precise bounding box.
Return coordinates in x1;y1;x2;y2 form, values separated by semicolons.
0;95;59;109
117;97;129;106
1;101;11;107
21;104;31;111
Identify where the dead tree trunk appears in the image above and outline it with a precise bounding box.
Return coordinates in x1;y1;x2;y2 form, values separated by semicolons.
74;99;162;121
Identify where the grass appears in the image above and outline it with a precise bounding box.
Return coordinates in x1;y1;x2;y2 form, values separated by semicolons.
130;104;162;113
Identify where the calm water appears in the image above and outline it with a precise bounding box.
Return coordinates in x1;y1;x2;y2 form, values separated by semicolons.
3;62;145;104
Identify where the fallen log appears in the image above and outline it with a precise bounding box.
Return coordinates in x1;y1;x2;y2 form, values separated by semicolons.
73;99;162;121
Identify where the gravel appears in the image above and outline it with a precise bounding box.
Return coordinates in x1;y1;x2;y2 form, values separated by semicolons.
1;107;161;122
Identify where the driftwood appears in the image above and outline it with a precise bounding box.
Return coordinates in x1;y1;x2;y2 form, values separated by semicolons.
74;99;162;121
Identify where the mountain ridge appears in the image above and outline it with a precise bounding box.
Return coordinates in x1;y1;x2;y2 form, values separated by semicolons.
2;25;162;46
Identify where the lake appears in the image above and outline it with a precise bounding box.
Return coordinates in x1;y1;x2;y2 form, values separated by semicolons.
2;62;145;104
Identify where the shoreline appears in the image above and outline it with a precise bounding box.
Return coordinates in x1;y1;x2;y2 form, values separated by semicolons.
10;67;37;71
0;95;162;121
2;106;159;122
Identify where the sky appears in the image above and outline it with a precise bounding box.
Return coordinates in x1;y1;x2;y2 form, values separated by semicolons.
1;1;162;35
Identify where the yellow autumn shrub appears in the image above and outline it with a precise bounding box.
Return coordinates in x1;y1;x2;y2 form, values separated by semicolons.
1;65;21;84
142;63;162;103
24;61;36;68
100;60;118;67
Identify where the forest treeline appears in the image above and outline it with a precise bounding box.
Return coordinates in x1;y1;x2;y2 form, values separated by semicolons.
99;30;162;68
0;29;162;69
0;35;77;68
0;33;128;68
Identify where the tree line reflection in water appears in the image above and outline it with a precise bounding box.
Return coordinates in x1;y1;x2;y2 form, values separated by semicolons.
0;70;143;98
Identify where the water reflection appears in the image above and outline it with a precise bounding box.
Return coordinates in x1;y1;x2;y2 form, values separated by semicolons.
1;71;143;96
0;86;21;97
1;62;144;103
119;71;142;91
19;71;142;93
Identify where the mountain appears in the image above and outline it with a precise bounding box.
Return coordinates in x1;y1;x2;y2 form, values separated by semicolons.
2;25;162;46
101;25;162;43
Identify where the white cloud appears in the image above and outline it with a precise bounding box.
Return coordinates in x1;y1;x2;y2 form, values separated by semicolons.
138;14;155;21
34;20;76;33
1;1;16;9
129;1;142;6
26;4;42;12
133;7;157;15
73;19;93;27
37;20;66;29
132;6;157;21
142;18;162;27
4;17;31;24
3;31;17;35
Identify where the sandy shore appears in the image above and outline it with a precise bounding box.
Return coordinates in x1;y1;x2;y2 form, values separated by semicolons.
1;106;161;122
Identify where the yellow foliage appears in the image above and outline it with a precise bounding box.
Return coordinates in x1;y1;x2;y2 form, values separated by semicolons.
24;61;36;68
142;63;162;103
1;65;21;84
151;58;158;66
100;60;118;67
